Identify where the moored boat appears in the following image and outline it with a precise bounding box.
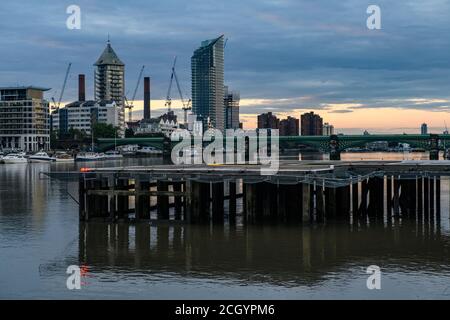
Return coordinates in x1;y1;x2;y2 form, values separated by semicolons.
55;152;75;162
2;154;28;164
137;146;163;155
28;151;56;163
76;152;106;162
104;150;124;160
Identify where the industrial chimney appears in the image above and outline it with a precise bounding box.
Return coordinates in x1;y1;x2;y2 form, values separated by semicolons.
144;77;151;120
78;74;86;102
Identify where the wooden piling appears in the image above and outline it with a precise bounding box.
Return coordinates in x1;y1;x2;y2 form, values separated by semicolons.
424;177;430;221
386;176;392;219
79;175;86;221
173;181;183;220
228;180;237;223
157;180;170;220
359;178;369;219
192;181;211;223
368;177;384;219
436;177;441;222
316;183;325;223
393;177;400;218
417;176;423;222
211;182;225;224
430;177;435;222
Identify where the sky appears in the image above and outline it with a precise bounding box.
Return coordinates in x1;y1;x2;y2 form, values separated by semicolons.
1;0;450;134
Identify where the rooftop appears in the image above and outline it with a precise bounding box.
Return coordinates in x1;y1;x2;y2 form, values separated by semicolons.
0;86;50;91
94;41;124;66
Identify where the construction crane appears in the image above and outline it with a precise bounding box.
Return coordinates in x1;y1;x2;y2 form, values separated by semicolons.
51;63;72;111
125;65;145;122
165;56;191;123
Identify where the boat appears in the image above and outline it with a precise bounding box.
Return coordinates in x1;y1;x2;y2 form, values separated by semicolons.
119;144;138;156
137;146;163;155
55;152;75;162
104;150;124;160
76;152;106;162
2;154;28;164
28;151;56;163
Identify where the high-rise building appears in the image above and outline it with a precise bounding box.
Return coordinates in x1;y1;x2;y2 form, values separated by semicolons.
224;86;240;129
191;35;225;131
323;122;335;136
421;123;428;135
0;86;50;151
279;116;299;136
301;112;323;136
257;112;279;130
94;40;125;136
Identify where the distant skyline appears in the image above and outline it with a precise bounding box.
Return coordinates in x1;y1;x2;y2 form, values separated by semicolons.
1;0;450;133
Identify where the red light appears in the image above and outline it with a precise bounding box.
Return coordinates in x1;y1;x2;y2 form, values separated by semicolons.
80;167;92;173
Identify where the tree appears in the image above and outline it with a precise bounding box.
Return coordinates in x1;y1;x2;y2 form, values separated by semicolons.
93;123;119;138
125;128;135;138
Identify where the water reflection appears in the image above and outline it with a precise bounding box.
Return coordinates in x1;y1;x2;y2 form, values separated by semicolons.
1;155;450;298
78;222;450;286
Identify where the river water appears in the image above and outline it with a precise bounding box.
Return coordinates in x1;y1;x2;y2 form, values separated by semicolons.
0;154;449;299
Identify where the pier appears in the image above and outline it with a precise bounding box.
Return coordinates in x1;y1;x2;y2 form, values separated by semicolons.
47;160;450;225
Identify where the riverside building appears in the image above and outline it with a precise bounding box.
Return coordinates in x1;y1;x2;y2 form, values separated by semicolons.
0;86;50;151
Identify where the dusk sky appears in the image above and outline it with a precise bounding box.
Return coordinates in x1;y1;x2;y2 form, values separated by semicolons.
1;0;450;133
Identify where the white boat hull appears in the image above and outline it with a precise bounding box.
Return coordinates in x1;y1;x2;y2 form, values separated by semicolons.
28;158;56;163
55;158;75;163
3;159;28;164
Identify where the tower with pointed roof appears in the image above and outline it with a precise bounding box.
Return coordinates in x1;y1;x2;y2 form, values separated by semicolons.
191;35;225;132
94;39;125;136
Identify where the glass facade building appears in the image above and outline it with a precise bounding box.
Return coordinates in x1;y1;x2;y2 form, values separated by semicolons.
191;35;225;132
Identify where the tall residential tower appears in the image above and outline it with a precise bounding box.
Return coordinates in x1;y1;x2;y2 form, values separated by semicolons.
191;35;225;131
94;40;125;136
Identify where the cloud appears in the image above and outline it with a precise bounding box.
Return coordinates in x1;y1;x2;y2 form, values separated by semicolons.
0;0;450;129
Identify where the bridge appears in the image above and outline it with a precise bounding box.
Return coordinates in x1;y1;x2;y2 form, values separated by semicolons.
97;134;450;160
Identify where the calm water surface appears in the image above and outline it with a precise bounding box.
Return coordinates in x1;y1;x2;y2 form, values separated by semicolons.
0;154;449;299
